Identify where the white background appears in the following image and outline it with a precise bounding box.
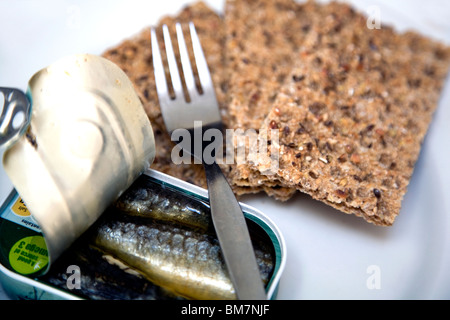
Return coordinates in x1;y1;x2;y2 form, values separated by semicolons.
0;0;450;299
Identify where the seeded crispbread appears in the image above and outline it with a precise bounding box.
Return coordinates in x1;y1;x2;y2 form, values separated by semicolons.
250;1;450;225
223;0;314;200
102;2;225;189
102;0;450;224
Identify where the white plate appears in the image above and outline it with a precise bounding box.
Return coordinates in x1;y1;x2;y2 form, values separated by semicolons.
1;0;449;300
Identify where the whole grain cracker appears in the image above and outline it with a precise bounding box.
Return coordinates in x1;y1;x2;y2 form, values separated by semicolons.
223;0;321;200
251;1;450;225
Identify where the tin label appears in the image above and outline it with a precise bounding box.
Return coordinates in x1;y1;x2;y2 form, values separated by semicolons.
8;235;49;275
1;195;41;233
11;197;30;217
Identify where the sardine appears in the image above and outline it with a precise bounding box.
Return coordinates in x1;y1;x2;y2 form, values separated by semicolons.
43;175;275;300
113;177;213;232
93;214;274;300
43;243;183;300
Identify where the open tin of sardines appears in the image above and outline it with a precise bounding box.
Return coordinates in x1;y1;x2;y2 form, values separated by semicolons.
0;169;286;300
0;53;285;300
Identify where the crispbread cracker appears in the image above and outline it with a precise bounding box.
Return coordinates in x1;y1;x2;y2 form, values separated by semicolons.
223;0;313;199
101;0;450;223
251;1;450;225
224;0;304;129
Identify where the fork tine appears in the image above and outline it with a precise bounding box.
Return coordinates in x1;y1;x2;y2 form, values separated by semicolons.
162;25;184;100
189;22;214;94
151;28;171;105
176;23;198;101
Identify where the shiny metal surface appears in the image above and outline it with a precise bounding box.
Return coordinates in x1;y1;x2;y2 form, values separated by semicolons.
2;54;155;268
0;88;31;150
152;22;267;300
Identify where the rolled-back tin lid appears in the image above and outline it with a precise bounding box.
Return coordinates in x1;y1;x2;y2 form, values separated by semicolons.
2;54;156;271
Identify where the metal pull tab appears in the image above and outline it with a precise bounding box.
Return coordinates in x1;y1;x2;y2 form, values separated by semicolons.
0;87;32;150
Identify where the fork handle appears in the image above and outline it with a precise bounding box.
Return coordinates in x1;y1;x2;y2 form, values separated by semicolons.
203;161;267;300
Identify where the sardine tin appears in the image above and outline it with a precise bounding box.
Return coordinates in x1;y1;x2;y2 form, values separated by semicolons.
0;169;286;300
2;54;156;269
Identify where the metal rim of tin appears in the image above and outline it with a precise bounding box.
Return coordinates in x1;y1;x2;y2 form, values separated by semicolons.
0;168;287;300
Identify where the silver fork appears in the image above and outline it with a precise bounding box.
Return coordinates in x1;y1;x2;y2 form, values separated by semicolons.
151;22;266;300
